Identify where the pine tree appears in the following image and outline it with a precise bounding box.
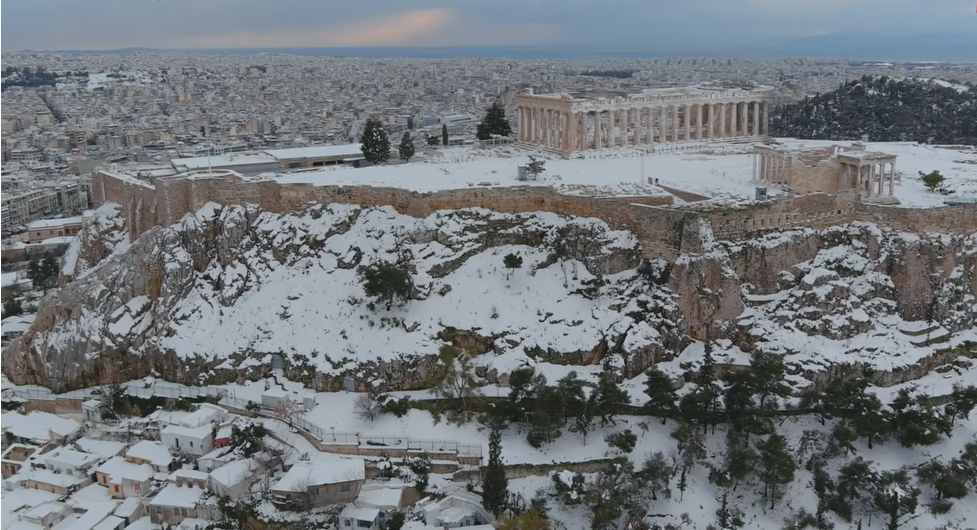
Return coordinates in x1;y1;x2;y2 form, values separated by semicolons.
890;388;952;447
442;124;449;146
638;451;674;501
945;384;977;427
920;170;946;192
360;118;391;164
503;253;523;280
643;368;677;424
833;457;877;522
398;132;415;162
756;433;796;509
358;261;412;310
477;101;513;140
872;470;920;530
482;428;508;517
592;373;630;426
2;297;24;317
525;156;545;179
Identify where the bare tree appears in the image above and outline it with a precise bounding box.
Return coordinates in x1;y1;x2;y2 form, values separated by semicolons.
273;399;305;427
355;393;383;422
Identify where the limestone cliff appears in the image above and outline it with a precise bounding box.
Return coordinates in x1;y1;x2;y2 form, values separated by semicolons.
4;202;975;393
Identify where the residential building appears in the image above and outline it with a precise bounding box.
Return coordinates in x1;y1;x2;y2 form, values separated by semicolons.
40;448;100;475
124;441;174;473
271;459;366;509
1;411;81;445
27;216;84;243
160;425;213;456
93;457;153;499
167;469;209;490
148;484;205;525
208;458;263;500
23;469;92;496
1;444;37;479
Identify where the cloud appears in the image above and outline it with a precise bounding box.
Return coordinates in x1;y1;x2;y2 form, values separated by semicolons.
164;9;457;49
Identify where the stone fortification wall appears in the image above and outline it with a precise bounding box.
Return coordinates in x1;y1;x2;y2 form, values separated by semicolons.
856;202;977;234
92;171;977;262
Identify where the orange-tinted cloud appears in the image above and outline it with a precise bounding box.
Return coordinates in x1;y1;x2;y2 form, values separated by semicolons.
166;9;459;48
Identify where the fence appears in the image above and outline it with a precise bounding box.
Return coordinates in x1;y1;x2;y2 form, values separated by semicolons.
220;395;482;461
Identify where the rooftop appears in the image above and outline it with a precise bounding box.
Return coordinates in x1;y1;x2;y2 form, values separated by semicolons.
149;484;205;508
94;456;153;483
272;458;366;491
264;144;363;160
125;441;173;467
28;216;83;230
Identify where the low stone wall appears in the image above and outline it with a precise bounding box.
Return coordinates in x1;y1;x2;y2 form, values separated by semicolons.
656;184;712;203
22;398;83;414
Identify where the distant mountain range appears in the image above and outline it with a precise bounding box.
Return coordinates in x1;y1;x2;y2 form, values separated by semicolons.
9;33;977;62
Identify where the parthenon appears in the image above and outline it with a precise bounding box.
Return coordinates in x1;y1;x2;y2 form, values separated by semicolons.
514;85;774;155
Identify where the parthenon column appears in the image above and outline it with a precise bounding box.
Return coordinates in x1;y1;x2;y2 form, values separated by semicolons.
707;103;714;139
740;103;748;138
888;161;896;196
683;105;691;141
730;103;738;137
671;105;679;143
695;104;703;141
752;101;760;137
761;102;769;136
658;106;666;143
593;112;602;149
719;103;726;138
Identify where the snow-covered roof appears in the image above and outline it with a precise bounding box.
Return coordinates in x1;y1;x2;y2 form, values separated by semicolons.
120;517;153;530
125;441;173;467
3;412;80;442
161;424;212;439
264;144;362;160
91;516;124;530
74;439;125;459
148;484;205;508
272;459;365;491
42;447;99;469
171;154;277;170
51;501;116;530
26;469;89;488
340;506;380;523
1;315;35;335
168;468;209;482
208;457;255;488
27;216;83;230
113;498;142;520
178;404;225;428
355;486;404;510
94;457;153;483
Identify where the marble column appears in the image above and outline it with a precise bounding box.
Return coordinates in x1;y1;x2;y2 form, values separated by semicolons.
719;103;726;138
761;102;769;136
671;105;679;142
888;162;896;195
647;108;654;144
683;104;690;141
693;104;701;140
593;112;602;149
730;103;738;137
739;103;748;138
658;106;666;143
752;101;760;137
707;103;714;139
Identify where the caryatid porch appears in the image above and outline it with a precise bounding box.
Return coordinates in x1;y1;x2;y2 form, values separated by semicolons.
514;86;774;156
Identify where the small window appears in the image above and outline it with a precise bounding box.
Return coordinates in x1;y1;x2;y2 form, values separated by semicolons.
189;441;194;448
133;483;141;491
344;521;351;528
315;488;321;496
113;485;120;493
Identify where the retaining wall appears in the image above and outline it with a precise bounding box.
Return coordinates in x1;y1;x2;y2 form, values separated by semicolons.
92;171;977;263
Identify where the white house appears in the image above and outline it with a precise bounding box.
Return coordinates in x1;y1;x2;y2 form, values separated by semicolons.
2;411;81;445
94;457;153;499
161;425;213;456
197;447;235;473
148;484;205;524
261;388;315;411
125;441;174;472
17;500;74;529
41;447;100;475
339;506;382;530
209;457;262;500
167;469;209;489
74;439;126;460
421;492;494;529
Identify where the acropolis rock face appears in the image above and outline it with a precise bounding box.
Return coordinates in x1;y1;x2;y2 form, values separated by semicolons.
4;203;976;393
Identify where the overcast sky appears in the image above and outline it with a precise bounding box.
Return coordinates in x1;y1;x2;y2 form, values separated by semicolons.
2;0;974;52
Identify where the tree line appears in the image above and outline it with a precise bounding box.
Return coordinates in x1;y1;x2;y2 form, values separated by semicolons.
770;75;977;145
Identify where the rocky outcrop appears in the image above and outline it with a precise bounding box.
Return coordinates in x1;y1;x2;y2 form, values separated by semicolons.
4;201;976;393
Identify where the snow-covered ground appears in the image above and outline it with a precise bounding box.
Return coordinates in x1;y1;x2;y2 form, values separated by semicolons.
257;140;977;207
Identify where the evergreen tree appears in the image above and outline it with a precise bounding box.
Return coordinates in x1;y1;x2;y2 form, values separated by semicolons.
591;373;630;426
482;428;508;517
671;421;706;501
952;441;977;488
398;132;415;162
643;367;677;424
360;118;391;164
2;297;24;317
872;470;920;530
889;388;952;447
916;459;967;502
831;457;878;522
638;451;674;501
503;253;523;280
477;101;513;140
920;170;946;192
426;135;441;147
604;430;637;454
756;433;796;509
442;124;449;146
525;156;546;180
358;261;412;310
945;384;977;427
